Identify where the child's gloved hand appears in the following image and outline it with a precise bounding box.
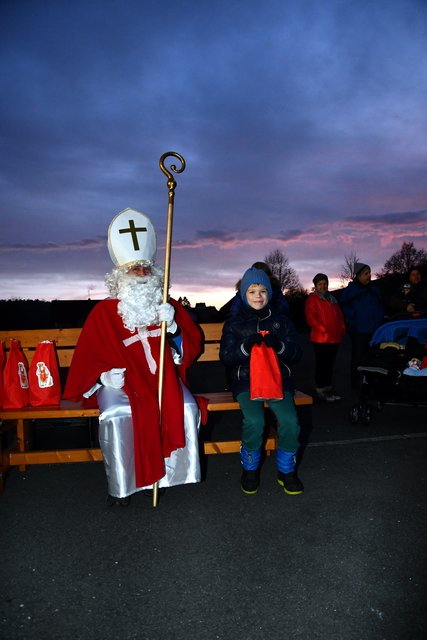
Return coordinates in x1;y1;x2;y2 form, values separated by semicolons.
242;333;263;354
100;368;126;389
263;334;282;352
158;303;178;334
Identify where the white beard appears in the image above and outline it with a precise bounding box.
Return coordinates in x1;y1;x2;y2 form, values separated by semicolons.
105;266;164;332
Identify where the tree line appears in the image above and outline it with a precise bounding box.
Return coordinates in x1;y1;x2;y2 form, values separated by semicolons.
265;242;427;294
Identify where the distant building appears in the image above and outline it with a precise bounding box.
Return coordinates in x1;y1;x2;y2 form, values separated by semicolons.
193;302;220;323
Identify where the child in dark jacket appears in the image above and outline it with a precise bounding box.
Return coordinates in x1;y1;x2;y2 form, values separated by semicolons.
220;267;304;496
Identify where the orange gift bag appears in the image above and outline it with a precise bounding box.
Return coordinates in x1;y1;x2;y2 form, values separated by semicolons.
250;341;283;400
3;339;30;409
29;340;61;406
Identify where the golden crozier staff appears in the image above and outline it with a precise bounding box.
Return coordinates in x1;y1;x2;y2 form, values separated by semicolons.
153;151;186;507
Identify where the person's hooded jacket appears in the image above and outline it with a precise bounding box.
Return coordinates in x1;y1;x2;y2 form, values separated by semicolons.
219;303;302;399
305;291;346;343
339;279;383;334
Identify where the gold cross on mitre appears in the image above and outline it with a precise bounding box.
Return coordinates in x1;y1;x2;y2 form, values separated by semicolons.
108;208;157;268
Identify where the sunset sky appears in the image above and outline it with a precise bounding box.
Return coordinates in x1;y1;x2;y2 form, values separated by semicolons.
1;0;426;310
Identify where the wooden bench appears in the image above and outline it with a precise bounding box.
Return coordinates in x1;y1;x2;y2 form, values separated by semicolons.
0;324;312;492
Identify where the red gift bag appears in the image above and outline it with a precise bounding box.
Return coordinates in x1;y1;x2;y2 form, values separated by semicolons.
0;341;5;407
250;341;283;400
29;340;61;406
3;339;30;409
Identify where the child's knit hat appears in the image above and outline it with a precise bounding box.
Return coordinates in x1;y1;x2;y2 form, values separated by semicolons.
240;267;272;304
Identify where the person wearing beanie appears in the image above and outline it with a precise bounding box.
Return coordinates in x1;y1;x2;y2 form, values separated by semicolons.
353;262;369;279
239;266;273;302
225;261;290;319
305;273;346;402
220;267;304;496
339;261;384;388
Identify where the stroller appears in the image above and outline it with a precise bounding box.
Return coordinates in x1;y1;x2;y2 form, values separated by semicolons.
349;316;427;425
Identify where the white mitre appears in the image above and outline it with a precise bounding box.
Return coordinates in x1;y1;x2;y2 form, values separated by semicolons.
108;208;157;268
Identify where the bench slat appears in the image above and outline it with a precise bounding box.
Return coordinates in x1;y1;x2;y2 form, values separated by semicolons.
0;390;312;420
201;389;313;411
199;322;224;341
1;328;81;348
0;404;99;420
196;343;220;361
9;449;103;465
204;436;277;455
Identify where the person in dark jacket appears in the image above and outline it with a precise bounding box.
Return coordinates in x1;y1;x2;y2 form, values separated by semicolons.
339;262;384;388
219;267;303;496
305;273;346;402
388;266;427;315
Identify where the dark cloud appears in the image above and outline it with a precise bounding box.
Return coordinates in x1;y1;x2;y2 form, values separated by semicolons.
344;211;427;226
0;238;106;253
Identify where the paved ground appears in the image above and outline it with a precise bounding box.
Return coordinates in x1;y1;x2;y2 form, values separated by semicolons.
1;334;426;640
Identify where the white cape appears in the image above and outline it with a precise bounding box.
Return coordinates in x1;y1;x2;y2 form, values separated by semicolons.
97;381;201;498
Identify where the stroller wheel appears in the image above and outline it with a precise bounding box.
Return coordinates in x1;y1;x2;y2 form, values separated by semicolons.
349;404;361;424
360;405;372;425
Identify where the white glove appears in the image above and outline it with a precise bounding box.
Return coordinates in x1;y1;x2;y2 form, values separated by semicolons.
100;368;126;389
158;303;178;334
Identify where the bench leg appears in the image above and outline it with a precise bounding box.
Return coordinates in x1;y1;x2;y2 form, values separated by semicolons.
0;421;16;494
0;443;9;494
17;419;33;472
